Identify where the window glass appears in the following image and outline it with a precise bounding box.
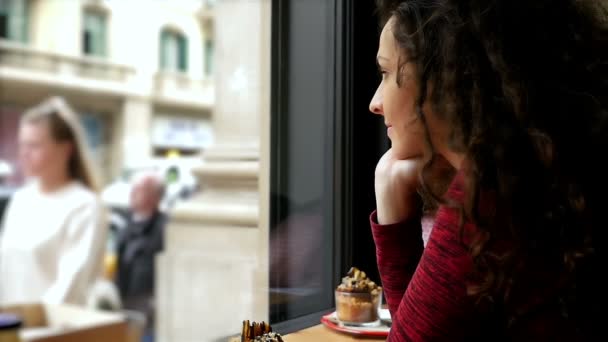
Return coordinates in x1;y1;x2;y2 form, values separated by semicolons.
0;0;28;42
269;0;338;326
204;39;213;76
160;30;188;72
83;10;106;57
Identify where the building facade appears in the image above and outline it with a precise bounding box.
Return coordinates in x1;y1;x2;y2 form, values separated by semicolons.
0;0;215;184
2;1;272;341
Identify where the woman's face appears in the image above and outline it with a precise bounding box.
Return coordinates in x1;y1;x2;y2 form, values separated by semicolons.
18;122;71;179
369;17;426;160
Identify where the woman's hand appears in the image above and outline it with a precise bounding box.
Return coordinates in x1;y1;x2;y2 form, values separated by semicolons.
375;148;424;225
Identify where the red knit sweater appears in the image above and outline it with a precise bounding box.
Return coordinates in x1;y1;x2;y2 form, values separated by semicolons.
371;173;582;341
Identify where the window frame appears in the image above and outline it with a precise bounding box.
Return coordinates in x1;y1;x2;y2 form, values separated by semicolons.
269;0;354;333
269;0;388;334
204;38;213;77
82;7;108;57
0;0;29;43
159;28;188;73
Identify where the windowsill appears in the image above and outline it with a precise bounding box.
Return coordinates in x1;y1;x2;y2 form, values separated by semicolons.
272;309;333;336
152;71;214;109
156;69;189;78
154;70;215;85
81;53;109;62
0;37;27;45
283;325;385;341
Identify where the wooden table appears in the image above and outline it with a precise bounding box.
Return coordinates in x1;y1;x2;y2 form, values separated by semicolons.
284;324;386;341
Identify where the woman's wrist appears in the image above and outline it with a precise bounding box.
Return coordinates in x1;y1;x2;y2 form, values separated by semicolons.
375;181;421;225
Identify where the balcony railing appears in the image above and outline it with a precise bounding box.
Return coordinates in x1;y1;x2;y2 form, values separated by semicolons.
153;71;214;109
0;39;135;83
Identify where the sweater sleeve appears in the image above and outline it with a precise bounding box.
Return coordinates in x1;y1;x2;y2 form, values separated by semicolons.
372;174;477;341
370;211;424;318
43;198;107;305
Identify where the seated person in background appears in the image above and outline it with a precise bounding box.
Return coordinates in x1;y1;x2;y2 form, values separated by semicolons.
0;97;106;306
116;173;167;334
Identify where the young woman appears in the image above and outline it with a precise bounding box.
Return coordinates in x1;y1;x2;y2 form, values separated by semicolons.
370;0;605;340
0;97;107;306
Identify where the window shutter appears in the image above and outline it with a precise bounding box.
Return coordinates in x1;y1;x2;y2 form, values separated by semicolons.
178;34;188;72
205;39;213;76
97;14;106;57
160;30;169;69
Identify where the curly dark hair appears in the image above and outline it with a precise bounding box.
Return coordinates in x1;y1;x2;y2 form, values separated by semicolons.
377;0;607;337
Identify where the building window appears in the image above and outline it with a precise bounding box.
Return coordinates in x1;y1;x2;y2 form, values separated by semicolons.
204;39;213;76
83;9;107;57
204;0;217;9
0;0;28;42
80;113;111;183
160;29;188;73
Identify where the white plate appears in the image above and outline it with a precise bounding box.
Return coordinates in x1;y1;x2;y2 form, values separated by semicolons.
321;309;391;337
379;308;392;323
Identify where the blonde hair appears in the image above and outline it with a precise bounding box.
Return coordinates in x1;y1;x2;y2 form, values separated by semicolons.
21;96;100;192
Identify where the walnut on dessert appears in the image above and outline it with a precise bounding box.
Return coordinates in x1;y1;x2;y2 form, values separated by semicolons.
337;267;382;295
253;332;284;342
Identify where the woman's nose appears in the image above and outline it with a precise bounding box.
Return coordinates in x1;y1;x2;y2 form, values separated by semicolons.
369;87;383;115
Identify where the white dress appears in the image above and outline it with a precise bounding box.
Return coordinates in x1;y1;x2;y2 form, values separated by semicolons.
0;181;107;306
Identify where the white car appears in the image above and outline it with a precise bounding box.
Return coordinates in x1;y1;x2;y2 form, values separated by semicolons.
0;160;13;179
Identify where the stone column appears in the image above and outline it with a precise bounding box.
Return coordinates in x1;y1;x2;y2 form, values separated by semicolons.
156;1;271;341
113;97;152;178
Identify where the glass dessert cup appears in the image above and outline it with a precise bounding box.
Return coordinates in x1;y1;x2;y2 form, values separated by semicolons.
335;289;382;326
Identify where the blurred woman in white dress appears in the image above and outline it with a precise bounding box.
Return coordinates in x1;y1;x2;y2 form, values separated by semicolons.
0;97;107;306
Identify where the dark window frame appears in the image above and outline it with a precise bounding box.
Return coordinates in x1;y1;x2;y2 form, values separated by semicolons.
269;0;386;334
